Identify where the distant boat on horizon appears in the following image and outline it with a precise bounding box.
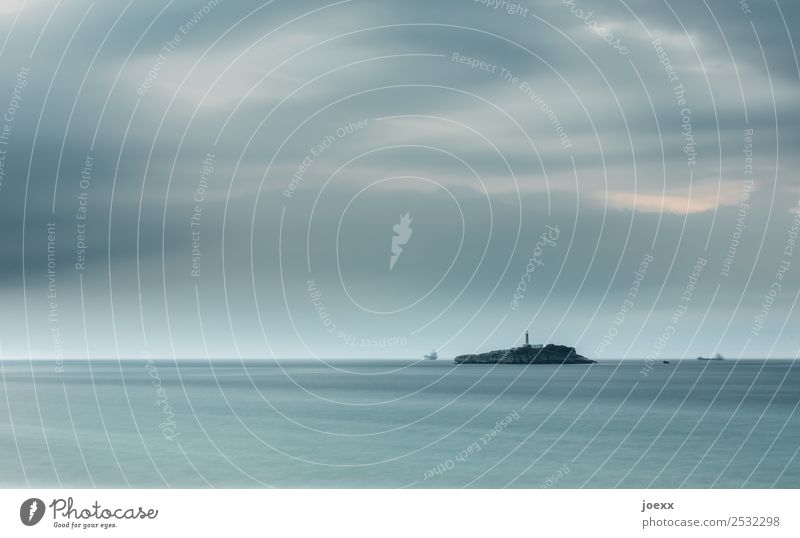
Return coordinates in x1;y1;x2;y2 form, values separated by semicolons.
697;353;725;361
424;351;438;361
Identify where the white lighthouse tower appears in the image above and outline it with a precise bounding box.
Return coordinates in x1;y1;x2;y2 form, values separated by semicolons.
524;330;543;349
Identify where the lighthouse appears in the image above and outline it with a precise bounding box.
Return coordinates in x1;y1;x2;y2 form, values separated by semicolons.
523;331;542;349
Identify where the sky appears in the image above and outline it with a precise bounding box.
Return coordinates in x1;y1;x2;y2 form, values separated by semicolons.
0;0;798;359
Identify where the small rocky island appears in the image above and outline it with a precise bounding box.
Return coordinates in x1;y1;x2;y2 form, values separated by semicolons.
454;332;595;365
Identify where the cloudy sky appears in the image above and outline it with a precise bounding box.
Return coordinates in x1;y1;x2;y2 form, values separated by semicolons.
0;0;798;359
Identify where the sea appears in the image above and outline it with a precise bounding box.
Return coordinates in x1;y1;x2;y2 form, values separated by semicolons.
0;359;798;488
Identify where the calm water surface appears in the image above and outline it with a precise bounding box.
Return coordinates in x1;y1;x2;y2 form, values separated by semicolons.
1;359;798;488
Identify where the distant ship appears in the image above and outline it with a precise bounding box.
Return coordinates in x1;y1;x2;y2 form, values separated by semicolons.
424;351;438;361
697;353;725;361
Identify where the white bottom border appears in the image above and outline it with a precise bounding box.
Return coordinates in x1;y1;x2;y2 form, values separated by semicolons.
1;489;797;537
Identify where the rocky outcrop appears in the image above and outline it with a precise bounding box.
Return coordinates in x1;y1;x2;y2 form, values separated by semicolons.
454;344;595;364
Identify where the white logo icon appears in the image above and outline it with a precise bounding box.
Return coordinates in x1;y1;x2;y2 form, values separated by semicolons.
390;212;413;270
